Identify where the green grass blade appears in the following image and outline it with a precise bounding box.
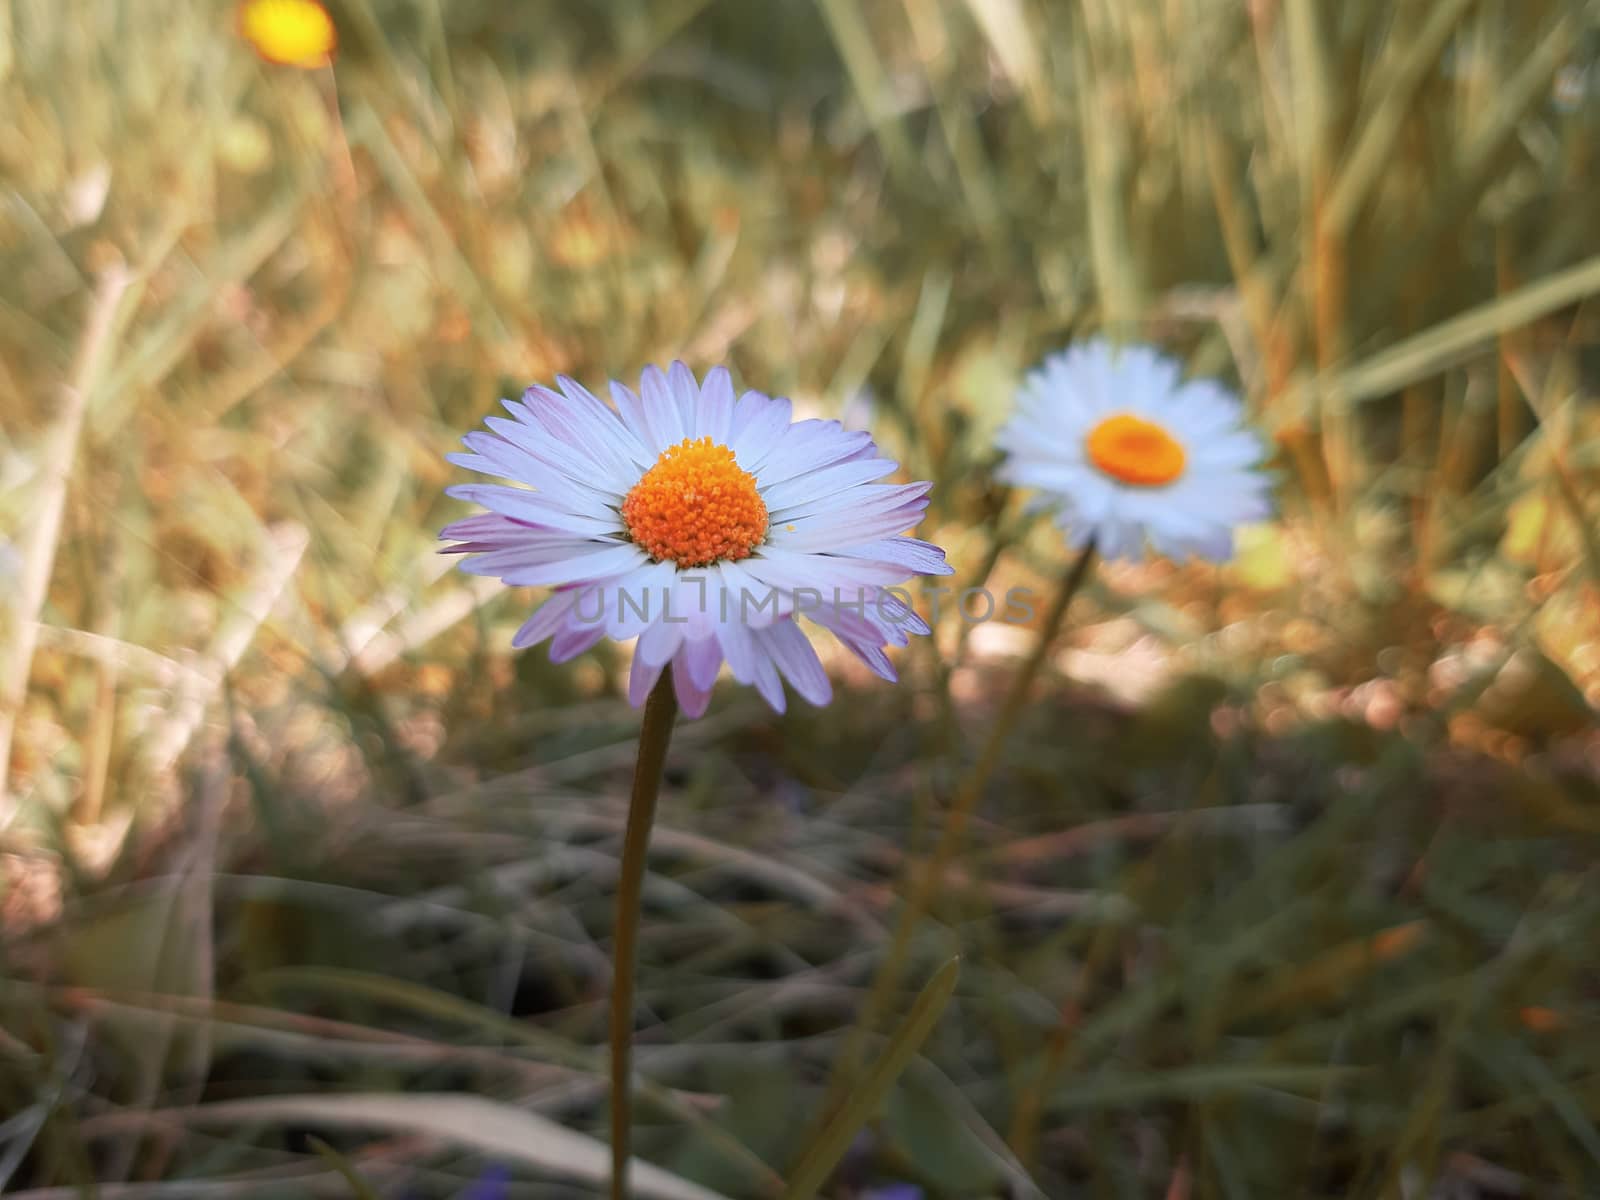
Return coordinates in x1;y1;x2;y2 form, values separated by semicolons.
305;1136;381;1200
782;956;962;1200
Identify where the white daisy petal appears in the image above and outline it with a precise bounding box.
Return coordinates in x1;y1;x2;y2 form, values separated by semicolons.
830;537;953;576
749;644;786;713
694;365;736;445
1186;431;1266;469
670;643;718;717
439;512;527;549
555;375;652;464
636;616;687;667
758;619;832;707
608;380;655;451
767;479;932;529
1190;526;1235;561
743;546;913;594
455;539;624;577
628;651;666;707
804;593;883;644
444;484;625;539
758;457;899;512
672;673;713;717
755;422;874;488
729;391;792;468
550;622;607;663
667;572;717;641
639;365;688;450
603;559;679;640
680;634;723;691
865;588;929;639
506;392;632;490
522;385;642;479
511;590;581;648
712;559;790;628
776;502;932;552
715;618;760;683
851;642;898;681
668;360;707;433
483;416;630;501
499;543;649;588
806;604;900;680
445;451;498;475
465;430;624;515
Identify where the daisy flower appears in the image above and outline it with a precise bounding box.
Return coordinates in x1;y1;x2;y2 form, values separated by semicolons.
239;0;337;69
442;362;952;718
996;339;1272;562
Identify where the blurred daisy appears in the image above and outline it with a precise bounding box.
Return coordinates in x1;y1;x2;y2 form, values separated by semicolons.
443;362;952;718
997;340;1271;562
239;0;337;68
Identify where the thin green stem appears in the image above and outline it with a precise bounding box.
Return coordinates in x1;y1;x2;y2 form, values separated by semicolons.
1005;909;1122;1165
810;538;1098;1131
610;672;679;1200
782;957;963;1200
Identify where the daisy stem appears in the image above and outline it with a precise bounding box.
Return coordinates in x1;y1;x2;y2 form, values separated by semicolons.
813;538;1097;1125
610;672;679;1200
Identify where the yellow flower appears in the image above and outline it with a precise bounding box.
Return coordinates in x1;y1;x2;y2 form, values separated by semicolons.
239;0;337;69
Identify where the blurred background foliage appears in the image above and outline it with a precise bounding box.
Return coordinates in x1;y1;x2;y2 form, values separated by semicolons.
1;0;1598;1196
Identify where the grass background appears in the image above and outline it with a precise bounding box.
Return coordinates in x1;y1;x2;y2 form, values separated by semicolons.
2;0;1599;1195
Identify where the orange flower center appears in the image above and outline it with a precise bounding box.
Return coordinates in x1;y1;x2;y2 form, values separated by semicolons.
1085;413;1186;486
239;0;337;68
622;437;768;567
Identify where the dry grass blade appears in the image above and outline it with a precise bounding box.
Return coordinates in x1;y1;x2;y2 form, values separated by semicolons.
0;264;133;826
815;0;916;175
1282;252;1600;427
99;193;307;408
1323;0;1481;235
182;1093;734;1200
346;575;500;677
959;0;1046;121
141;522;310;784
